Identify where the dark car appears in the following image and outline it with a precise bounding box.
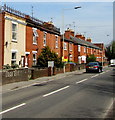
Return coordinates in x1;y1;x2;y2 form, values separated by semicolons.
86;62;103;73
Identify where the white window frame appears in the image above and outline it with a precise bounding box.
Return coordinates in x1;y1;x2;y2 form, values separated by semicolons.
55;35;58;48
32;51;37;66
78;56;81;64
12;22;18;42
64;42;67;50
78;45;81;52
32;28;38;45
43;32;47;46
11;50;17;65
69;42;72;51
91;48;92;54
70;55;73;61
84;47;86;53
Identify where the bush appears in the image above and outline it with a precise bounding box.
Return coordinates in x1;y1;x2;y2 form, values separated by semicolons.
86;54;96;63
11;64;19;69
37;46;64;68
3;64;11;69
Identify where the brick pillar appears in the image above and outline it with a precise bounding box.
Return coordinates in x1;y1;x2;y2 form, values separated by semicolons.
53;67;56;75
48;67;52;76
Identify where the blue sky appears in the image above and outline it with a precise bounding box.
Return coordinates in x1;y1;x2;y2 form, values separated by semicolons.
1;2;113;45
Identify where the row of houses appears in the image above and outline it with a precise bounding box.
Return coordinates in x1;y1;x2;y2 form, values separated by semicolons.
0;4;106;69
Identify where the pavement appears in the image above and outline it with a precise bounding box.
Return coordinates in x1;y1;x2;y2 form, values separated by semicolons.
0;69;85;94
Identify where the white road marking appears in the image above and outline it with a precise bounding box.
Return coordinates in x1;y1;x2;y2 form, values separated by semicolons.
91;74;99;78
76;78;88;84
0;103;26;115
43;86;70;97
103;99;114;118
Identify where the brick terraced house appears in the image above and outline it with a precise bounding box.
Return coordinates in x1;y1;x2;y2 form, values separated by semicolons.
0;5;61;69
61;29;105;64
25;16;61;67
0;4;106;69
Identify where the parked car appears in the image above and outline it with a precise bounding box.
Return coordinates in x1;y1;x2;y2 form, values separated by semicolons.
86;62;103;73
68;62;76;66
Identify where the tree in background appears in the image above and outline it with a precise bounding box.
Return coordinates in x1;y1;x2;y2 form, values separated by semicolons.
105;40;115;61
86;54;96;63
37;46;63;68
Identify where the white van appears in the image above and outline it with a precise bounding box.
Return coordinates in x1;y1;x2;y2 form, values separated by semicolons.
110;59;115;67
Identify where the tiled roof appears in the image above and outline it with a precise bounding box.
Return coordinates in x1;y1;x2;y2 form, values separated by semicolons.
71;36;101;50
61;35;101;50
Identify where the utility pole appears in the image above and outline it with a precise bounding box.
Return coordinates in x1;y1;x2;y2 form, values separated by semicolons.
101;43;104;67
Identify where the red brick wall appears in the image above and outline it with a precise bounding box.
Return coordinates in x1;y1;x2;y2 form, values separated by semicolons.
63;30;75;62
94;43;105;62
26;25;61;67
0;13;4;69
74;45;78;63
69;43;74;62
26;26;39;67
31;68;48;79
47;34;61;57
87;47;92;56
64;29;74;39
62;41;75;62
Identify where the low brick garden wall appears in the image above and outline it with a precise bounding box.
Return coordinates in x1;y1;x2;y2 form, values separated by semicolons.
53;67;64;75
2;68;31;85
31;68;48;79
1;64;86;85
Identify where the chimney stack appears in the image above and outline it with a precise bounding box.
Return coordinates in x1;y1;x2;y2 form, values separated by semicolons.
75;34;82;39
86;38;92;43
64;28;74;39
81;35;85;41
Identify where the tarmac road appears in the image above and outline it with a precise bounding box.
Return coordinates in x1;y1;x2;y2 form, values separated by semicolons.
1;67;114;119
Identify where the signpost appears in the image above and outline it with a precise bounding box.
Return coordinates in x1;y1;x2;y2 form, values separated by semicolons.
48;61;54;68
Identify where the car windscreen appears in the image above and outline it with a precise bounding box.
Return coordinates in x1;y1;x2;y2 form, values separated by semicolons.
87;62;99;66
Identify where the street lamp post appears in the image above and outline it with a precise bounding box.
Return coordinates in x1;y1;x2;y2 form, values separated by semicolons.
101;43;104;67
62;6;81;73
73;21;76;37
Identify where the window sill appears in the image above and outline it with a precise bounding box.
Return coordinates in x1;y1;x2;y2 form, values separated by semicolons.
12;40;17;43
33;43;37;45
